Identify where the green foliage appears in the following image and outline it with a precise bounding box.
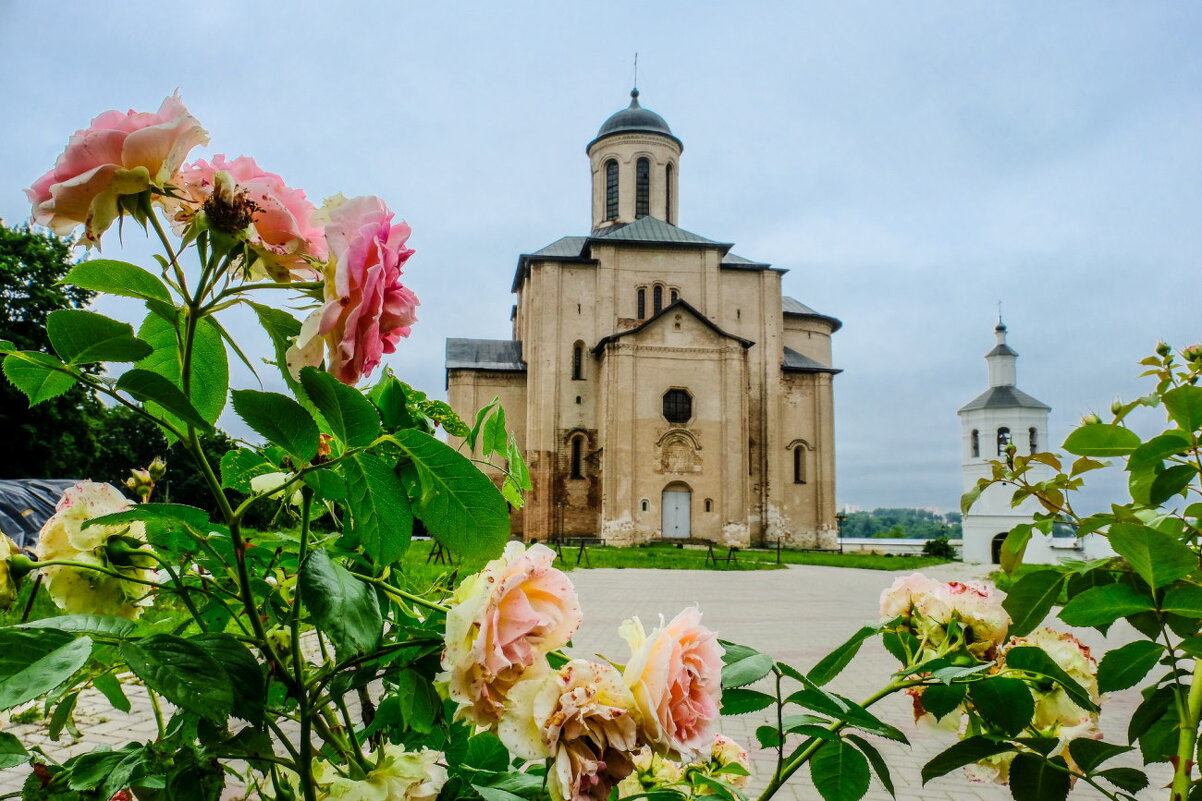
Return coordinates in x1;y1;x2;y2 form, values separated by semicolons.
837;507;961;540
921;536;956;559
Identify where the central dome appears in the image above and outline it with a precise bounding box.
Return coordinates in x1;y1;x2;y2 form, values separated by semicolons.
589;89;681;149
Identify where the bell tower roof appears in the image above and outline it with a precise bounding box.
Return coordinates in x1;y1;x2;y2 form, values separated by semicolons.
588;88;682;150
958;320;1050;413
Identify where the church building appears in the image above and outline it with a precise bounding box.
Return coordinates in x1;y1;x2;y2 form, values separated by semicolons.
446;90;841;547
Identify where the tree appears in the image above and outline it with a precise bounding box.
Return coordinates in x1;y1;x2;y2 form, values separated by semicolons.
0;223;102;479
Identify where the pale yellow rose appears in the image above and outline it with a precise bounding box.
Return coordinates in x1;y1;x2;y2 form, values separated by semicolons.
439;542;582;727
303;747;445;801
1004;627;1098;730
499;660;639;801
0;533;19;610
709;734;751;789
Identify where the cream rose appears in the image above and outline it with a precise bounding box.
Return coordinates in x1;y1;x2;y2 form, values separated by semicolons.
1004;627;1098;730
709;734;752;789
0;533;19;610
308;746;446;801
439;542;582;727
499;660;640;801
620;607;723;761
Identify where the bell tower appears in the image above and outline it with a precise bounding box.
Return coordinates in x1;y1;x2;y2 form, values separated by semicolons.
586;89;682;230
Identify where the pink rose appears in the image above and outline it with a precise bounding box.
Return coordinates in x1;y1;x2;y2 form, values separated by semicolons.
439;542;582;727
620;607;723;761
881;574;1009;659
27;94;208;245
499;660;639;801
174;155;326;280
286;194;419;385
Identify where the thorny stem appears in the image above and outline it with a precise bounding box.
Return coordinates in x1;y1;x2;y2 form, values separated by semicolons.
1171;659;1202;801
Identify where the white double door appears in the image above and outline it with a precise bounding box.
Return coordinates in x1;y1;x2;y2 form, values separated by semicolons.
661;489;692;539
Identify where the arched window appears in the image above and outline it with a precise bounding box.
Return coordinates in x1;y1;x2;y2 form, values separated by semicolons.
670;288;678;303
971;429;980;458
571;341;584;380
1029;427;1038;454
636;158;650;218
662;389;692;424
665;163;674;223
793;447;806;484
605;160;619;221
997;427;1012;456
570;436;584;479
637;287;646;319
640;499;649;512
653;285;663;314
704;498;713;512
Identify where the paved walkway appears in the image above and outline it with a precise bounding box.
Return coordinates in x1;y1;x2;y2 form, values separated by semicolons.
1;562;1168;800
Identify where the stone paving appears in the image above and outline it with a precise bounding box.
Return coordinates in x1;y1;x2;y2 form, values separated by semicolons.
0;562;1170;800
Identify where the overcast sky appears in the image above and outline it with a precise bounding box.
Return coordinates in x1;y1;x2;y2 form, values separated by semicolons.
2;2;1199;513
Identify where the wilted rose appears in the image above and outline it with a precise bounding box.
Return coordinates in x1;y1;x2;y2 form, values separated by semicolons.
620;607;723;761
439;542;582;727
27;94;208;244
499;660;639;801
309;746;446;801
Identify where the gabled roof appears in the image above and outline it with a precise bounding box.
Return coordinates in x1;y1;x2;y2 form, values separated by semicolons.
783;347;841;374
592;299;753;353
445;338;525;372
782;296;843;333
986;343;1019;357
530;236;589;259
958;385;1050;413
590;216;731;248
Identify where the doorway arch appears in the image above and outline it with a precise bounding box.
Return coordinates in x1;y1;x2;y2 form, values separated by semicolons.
991;532;1007;564
661;482;692;539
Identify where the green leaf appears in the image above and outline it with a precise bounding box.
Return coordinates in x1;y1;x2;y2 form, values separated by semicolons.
1003;646;1098;713
135;313;228;428
394;429;510;559
14;614;136;639
473;786;527;801
304;468;347;501
968;677;1034;736
62;259;172;303
220;448;277;493
3;351;75;404
368;371;419;431
394;668;439;734
1161;585;1202;618
247;302;304;395
461;732;509;772
191;633;266;725
1062;423;1141;457
1149;464;1198;505
1164;385;1202;433
46;309;151;364
1095;767;1149;793
960;484;983;515
1058;583;1154;627
1067;738;1131;773
922;736;1015;784
844;734;895;798
0;731;28;769
810;739;870;801
299;549;383;658
1003;569;1066;637
918;683;965;720
92;672;131;713
116;368;210;431
1109;523;1197;590
48;691;79;741
231;389;319;462
1009;753;1070;801
120;634;233;721
0;630;93;710
809;625;878;687
1097;641;1163;693
341;452;413;565
482;405;508;457
1128;686;1173;743
300;366;381;447
1000;524;1032;573
721;650;775;689
720;687;776;715
1129;432;1192;471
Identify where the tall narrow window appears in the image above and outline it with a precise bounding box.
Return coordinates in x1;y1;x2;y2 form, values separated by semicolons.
637;288;646;319
665;163;674;223
605;160;619;221
997;427;1012;456
971;429;980;458
670;288;678;303
571;341;584;380
653;285;663;314
570;436;584;479
793;447;807;484
635;158;650;218
1029;427;1038;454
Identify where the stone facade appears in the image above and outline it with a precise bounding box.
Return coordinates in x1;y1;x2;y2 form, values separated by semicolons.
446;91;840;547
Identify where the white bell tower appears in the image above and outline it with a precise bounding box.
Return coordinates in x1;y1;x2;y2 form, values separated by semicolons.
958;321;1054;564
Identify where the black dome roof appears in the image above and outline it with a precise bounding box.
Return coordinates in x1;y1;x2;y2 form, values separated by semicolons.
589;89;681;149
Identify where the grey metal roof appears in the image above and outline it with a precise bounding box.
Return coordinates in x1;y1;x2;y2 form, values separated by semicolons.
986;343;1019;357
782;296;843;333
721;252;772;269
588;89;681;150
531;236;588;259
591;216;728;247
783;347;841;374
445;338;526;371
958;385;1050;413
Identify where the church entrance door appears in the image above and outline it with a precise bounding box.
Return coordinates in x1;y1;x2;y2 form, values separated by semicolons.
662;486;691;539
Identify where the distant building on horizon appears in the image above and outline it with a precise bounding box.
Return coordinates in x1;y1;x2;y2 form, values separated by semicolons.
958;321;1110;564
445;89;841;547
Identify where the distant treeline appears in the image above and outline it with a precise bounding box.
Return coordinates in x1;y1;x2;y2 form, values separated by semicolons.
839;508;962;540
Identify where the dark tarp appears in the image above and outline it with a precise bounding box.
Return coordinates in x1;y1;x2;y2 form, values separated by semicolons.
0;479;78;549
